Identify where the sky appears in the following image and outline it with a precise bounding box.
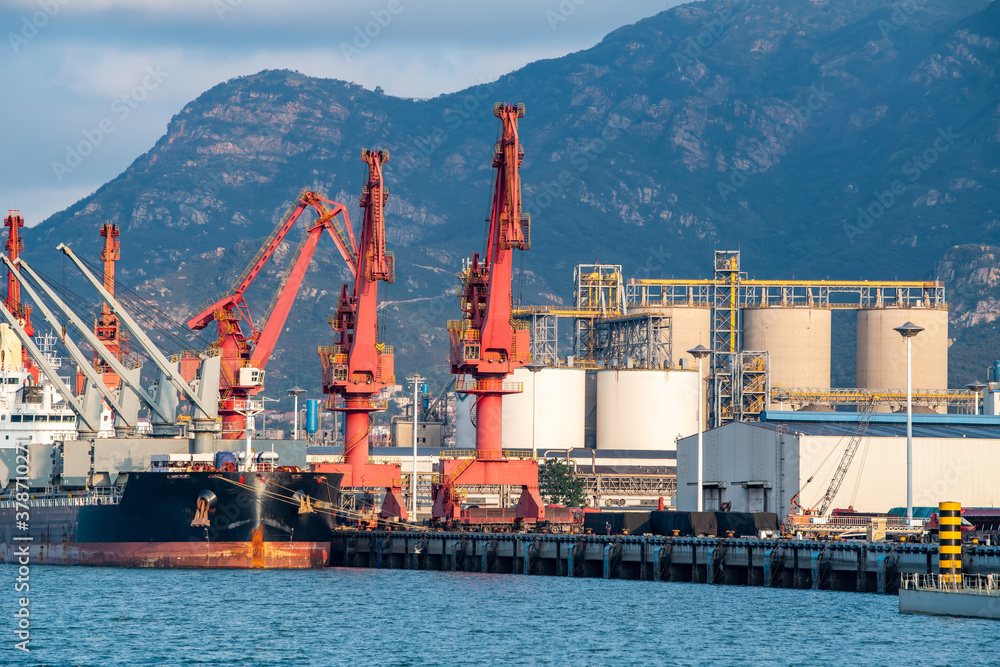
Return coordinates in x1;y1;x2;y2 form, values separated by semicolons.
0;0;683;226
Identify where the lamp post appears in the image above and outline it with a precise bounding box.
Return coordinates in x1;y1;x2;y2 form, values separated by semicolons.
527;360;545;458
965;381;986;416
287;387;306;440
407;374;424;520
893;322;923;524
687;345;712;513
259;396;279;438
234;399;263;472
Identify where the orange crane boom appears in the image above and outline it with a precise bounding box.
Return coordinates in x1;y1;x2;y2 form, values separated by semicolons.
186;191;355;439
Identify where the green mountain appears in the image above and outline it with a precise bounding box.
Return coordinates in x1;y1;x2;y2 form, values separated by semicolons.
22;0;1000;401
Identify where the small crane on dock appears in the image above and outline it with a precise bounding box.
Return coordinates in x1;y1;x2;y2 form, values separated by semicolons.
789;396;879;520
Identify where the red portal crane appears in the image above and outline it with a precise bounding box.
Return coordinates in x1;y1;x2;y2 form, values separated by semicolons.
314;149;407;520
187;191;356;438
433;103;542;523
93;223;129;389
4;210;38;381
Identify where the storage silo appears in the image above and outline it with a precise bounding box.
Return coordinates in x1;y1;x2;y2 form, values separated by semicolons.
628;306;712;374
455;368;586;451
856;308;948;391
501;367;586;452
596;369;699;450
742;307;831;389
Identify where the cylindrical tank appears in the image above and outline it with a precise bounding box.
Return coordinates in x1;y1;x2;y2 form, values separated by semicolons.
856;308;948;390
596;369;699;450
502;367;586;452
628;306;712;375
742;307;831;389
305;399;319;436
454;369;586;451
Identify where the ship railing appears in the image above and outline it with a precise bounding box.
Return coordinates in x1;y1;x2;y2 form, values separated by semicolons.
309;454;345;464
438;449;536;461
902;572;1000;596
0;494;122;509
304;455;401;467
784;515;921;533
454;379;523;393
369;456;401;467
170;350;207;363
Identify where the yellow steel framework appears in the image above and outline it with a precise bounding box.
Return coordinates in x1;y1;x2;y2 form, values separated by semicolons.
712;251;742;426
772;386;977;412
509;255;949;427
628;278;945;310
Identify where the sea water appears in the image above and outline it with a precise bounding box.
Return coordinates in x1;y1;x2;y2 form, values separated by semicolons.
1;565;996;666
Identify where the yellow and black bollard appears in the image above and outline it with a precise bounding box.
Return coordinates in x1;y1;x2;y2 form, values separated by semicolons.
938;501;963;586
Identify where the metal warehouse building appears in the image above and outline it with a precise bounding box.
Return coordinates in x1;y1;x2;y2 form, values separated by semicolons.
676;413;1000;515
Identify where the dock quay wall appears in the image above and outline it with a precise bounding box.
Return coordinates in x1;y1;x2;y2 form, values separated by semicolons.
331;531;1000;595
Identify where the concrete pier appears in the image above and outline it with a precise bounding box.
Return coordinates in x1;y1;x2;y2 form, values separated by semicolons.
331;531;1000;595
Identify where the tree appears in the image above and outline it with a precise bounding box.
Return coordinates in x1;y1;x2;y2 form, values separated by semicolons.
538;459;587;507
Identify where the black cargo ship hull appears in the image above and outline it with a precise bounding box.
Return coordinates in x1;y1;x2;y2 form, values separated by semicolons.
0;471;343;568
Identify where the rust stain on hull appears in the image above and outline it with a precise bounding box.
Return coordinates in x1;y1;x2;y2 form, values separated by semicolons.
250;525;266;569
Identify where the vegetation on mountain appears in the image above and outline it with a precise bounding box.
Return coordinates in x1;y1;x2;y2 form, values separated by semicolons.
22;0;1000;400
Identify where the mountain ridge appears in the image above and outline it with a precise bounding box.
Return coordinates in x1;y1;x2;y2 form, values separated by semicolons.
19;0;1000;395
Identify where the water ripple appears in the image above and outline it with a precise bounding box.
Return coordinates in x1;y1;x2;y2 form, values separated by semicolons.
0;565;993;666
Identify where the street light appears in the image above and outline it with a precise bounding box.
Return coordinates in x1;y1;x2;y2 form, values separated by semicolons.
687;344;712;513
965;381;987;416
287;387;306;440
526;360;546;458
407;374;425;520
893;322;924;524
234;399;263;472
259;396;279;438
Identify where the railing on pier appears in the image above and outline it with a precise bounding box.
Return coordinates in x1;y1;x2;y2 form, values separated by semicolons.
902;573;1000;596
439;449;536;461
784;514;924;536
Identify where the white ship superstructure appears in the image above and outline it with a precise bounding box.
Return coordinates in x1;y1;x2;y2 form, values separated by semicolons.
0;327;114;449
0;369;79;447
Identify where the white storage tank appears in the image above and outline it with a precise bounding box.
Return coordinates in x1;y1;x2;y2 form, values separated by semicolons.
501;367;586;452
455;368;586;452
628;305;711;375
856;308;948;391
742;307;831;389
596;369;699;450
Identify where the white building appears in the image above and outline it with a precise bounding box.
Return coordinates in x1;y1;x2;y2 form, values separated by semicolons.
676;413;1000;515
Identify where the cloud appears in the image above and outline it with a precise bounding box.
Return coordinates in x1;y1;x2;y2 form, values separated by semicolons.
1;0;686;224
3;0;208;14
